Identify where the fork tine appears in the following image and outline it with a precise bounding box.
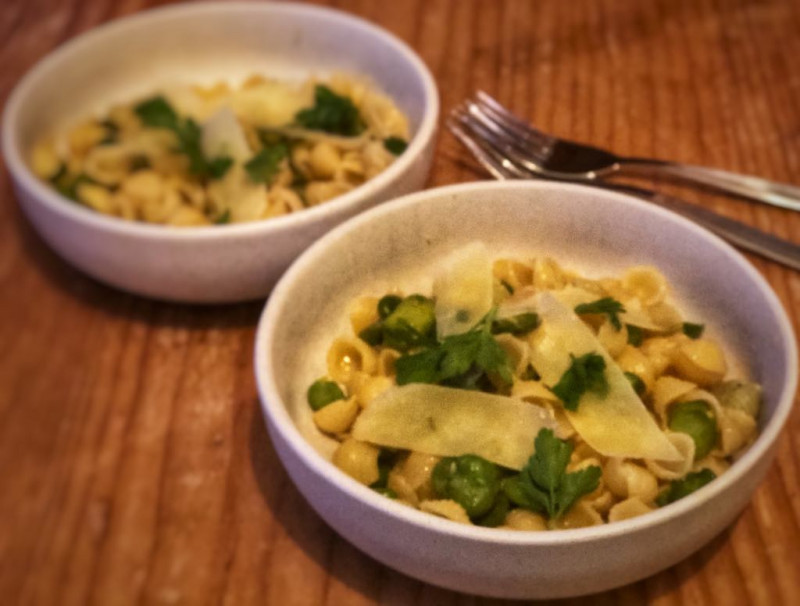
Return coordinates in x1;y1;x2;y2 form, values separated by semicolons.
474;91;555;149
461;102;550;165
452;103;548;174
447;117;525;181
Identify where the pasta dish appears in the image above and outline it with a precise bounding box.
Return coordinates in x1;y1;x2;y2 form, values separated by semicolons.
29;75;410;226
304;243;762;530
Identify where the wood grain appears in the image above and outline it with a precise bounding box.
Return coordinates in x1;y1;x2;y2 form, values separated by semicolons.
1;0;799;604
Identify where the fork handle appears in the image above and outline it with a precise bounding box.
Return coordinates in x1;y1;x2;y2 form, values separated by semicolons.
647;191;800;270
618;161;800;212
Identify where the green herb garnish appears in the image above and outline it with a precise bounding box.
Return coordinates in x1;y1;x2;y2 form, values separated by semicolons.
550;352;608;411
656;468;716;506
574;297;625;330
626;324;644;346
129;154;151;172
383;136;408;155
215;209;231;225
503;428;601;520
682;322;705;339
134;96;233;180
295;85;365;136
491;312;540;336
244;143;288;184
395;309;513;390
624;371;646;396
53;173;98;201
207;156;234;179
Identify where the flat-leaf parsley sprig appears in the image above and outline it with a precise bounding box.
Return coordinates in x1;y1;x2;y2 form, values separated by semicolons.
503;428;601;520
395;308;514;390
550;352;609;411
574;297;626;330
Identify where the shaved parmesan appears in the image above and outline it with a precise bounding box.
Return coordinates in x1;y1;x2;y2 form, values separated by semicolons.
434;243;493;337
529;293;682;461
351;384;559;470
201;107;252;162
231;80;313;128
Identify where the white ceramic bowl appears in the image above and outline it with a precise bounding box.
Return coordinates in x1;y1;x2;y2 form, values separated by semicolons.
255;181;797;599
2;2;438;303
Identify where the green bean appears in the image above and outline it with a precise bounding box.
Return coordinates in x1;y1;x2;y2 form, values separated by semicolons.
432;454;501;519
668;400;718;460
306;378;345;411
475;493;510;527
712;380;762;418
382;294;436;351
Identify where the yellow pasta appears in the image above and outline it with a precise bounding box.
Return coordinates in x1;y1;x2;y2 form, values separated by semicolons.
303;248;761;530
326;337;377;386
332;438;380;485
673;339;728;386
622;266;668;306
313;396;360;434
503;509;548;531
33;75;409;226
608;498;654;523
419;500;471;524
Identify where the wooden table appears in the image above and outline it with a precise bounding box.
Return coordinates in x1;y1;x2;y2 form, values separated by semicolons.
2;0;799;604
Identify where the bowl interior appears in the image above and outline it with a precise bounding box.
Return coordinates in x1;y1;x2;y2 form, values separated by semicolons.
261;181;796;466
9;2;431;165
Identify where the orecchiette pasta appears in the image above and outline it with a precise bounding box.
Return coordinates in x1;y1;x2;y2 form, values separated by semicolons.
603;459;659;503
332;438;380;486
622;266;668;307
608;498;654;523
32;74;410;226
419;500;471;524
503;509;548;531
304;250;762;530
326;337;377;386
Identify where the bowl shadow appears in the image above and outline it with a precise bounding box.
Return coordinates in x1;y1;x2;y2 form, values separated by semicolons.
10;193;264;330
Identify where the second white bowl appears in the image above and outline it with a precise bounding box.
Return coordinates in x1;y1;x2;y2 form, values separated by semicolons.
2;2;438;302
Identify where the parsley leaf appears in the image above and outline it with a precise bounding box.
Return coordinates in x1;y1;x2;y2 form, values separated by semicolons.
624;371;646;396
550;352;608;411
135;96;179;129
499;280;515;295
295;85;365;136
395;309;513;390
134;97;233;180
491;312;539;336
504;429;601;519
656;468;716;506
682;322;705;339
626;324;644;346
245;143;288;184
215;209;231;225
384;136;408;155
574;297;626;330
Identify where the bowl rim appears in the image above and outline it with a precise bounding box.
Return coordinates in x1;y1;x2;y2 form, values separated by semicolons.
254;179;799;545
1;1;439;240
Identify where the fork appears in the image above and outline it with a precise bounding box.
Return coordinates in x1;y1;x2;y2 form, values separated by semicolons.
448;113;800;271
455;91;800;212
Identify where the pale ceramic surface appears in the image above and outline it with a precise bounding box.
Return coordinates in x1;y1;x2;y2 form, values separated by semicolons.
254;181;798;599
1;2;438;303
